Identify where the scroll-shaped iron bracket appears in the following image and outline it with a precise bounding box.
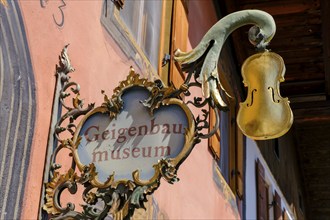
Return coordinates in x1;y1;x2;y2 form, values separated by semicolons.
174;9;292;140
174;9;276;110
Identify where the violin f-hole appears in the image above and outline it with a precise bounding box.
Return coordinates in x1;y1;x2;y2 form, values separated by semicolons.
247;89;257;107
268;87;280;103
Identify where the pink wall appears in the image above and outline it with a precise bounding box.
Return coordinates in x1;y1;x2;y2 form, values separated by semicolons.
19;1;140;218
19;0;240;219
153;1;240;219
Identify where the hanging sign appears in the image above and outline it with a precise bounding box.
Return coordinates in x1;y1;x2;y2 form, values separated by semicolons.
71;69;196;187
44;45;210;220
74;87;191;183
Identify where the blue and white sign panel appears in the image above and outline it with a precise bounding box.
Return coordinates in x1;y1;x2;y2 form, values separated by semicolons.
77;87;188;182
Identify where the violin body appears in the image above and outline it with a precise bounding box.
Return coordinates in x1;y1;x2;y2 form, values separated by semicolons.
237;51;293;140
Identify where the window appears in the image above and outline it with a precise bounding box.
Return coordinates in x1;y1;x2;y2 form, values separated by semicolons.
208;66;241;192
119;0;162;69
101;0;166;76
208;68;234;182
219;110;230;182
209;108;221;160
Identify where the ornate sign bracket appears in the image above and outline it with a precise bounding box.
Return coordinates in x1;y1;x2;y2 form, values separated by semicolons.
43;46;214;220
43;9;293;220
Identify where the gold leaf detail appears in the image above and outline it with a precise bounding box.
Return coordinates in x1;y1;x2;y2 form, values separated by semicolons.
43;169;78;215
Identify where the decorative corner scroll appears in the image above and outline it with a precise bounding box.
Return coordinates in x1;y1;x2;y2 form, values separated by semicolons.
53;45;95;145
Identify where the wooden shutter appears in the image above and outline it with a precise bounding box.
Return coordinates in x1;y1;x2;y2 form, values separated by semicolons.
256;159;269;220
274;190;282;220
169;0;188;88
158;0;173;84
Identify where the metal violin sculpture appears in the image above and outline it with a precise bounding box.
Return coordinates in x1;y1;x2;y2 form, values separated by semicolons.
237;52;293;139
174;9;293;140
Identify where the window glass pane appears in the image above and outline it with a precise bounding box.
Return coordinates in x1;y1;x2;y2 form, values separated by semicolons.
119;0;162;69
220;110;230;182
120;0;141;40
142;1;162;68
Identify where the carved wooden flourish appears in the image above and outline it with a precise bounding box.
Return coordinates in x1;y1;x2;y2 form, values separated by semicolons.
52;0;66;27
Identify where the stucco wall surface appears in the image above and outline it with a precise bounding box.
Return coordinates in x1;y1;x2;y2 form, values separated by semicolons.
17;0;240;219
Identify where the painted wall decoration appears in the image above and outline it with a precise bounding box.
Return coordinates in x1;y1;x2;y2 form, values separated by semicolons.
40;0;67;27
212;161;240;219
132;195;168;219
0;1;36;220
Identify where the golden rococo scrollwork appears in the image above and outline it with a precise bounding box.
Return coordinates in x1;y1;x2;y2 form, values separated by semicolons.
69;67;197;188
43;46;207;220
